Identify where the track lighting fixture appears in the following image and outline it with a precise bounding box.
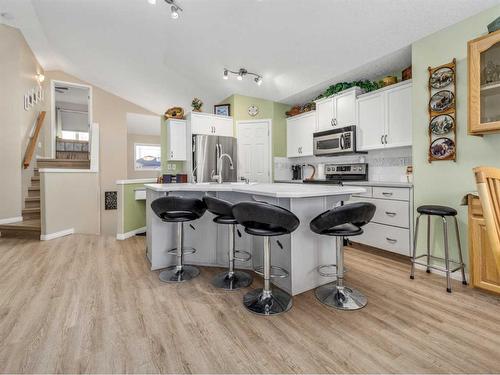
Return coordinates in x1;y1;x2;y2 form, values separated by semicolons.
164;0;182;19
223;68;263;86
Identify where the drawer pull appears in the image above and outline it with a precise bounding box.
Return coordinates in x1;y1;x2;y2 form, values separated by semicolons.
385;211;397;217
382;192;393;197
386;237;397;244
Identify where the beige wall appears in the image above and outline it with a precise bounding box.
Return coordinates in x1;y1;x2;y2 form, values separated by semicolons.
0;25;44;221
41;71;157;235
127;134;161;179
40;172;100;235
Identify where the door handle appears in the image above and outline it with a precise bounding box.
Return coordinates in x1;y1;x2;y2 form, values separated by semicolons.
386;237;397;244
385;211;397;217
340;134;345;149
384;134;388;144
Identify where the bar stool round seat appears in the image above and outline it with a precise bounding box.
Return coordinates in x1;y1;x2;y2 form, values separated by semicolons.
417;205;457;216
151;196;206;283
203;196;253;291
310;202;376;311
233;201;299;316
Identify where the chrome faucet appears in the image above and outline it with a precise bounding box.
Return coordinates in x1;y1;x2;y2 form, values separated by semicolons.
212;144;234;184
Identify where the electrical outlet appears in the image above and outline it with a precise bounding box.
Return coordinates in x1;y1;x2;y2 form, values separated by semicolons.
167;164;172;171
172;164;176;171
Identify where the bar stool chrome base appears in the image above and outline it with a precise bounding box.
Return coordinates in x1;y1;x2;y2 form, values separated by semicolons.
159;265;200;283
212;270;253;290
315;283;367;310
243;288;292;316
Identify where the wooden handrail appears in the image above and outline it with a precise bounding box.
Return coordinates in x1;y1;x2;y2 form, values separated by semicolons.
23;111;46;169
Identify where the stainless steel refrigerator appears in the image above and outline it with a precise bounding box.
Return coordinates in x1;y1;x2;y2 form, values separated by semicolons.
192;135;237;183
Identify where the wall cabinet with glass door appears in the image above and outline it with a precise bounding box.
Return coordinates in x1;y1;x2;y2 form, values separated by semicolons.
468;29;500;135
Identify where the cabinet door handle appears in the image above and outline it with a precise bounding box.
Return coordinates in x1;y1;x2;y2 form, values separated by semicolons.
331;118;335;126
386;237;397;244
382;192;393;197
381;135;384;144
384;134;388;144
385;211;397;217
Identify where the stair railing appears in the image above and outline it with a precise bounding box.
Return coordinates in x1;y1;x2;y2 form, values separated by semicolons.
23;111;46;169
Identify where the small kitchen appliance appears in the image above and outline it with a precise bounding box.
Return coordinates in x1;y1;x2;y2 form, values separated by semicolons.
313;125;361;156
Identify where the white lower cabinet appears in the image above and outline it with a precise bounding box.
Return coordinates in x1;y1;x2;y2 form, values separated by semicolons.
344;184;413;256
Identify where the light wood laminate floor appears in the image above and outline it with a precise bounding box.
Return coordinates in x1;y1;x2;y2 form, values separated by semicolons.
0;234;499;374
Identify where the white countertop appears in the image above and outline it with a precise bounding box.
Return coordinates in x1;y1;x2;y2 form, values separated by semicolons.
275;179;413;188
144;182;366;198
116;178;157;185
342;180;413;188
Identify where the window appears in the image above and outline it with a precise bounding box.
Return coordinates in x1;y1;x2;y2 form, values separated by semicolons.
61;130;89;141
134;143;161;171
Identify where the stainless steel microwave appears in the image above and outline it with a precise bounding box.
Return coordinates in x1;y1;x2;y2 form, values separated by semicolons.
313;126;356;156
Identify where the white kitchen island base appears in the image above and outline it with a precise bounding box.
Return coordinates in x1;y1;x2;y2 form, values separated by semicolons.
145;183;365;296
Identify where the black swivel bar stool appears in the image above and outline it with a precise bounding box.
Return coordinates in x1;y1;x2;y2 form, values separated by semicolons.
410;205;467;292
203;196;253;290
310;202;376;310
232;201;300;316
151;196;206;283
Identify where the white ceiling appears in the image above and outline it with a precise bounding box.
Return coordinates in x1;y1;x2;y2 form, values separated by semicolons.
55;84;89;106
2;0;499;113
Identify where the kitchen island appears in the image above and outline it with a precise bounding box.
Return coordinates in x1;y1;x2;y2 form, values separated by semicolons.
145;183;365;295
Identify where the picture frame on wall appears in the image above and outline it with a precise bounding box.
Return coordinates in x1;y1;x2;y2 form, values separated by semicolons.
214;104;230;116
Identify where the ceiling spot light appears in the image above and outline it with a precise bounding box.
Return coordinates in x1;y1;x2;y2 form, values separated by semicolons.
164;0;182;19
223;68;263;86
36;73;45;83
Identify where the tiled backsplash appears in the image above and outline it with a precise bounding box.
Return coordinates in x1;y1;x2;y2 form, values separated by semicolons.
274;147;412;182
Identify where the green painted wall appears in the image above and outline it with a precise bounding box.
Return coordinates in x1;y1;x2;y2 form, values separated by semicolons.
160;117;185;174
219;94;290;158
412;5;500;265
123;183;148;233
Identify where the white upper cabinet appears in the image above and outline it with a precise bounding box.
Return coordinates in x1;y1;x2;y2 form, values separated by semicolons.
315;87;361;132
356;81;412;151
189;112;233;137
286;111;315;157
166;119;187;161
356;92;386;150
385;83;412;148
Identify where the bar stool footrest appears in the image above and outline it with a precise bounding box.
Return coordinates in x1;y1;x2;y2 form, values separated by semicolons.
234;250;252;262
317;264;347;278
167;247;196;255
253;265;289;279
412;254;464;274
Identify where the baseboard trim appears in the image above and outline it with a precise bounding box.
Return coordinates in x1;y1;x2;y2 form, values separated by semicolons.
0;216;23;225
40;228;74;241
116;226;146;240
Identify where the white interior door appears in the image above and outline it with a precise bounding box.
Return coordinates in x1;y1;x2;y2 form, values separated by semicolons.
237;120;271;183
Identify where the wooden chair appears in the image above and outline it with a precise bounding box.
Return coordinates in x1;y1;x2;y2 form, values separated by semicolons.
474;166;500;270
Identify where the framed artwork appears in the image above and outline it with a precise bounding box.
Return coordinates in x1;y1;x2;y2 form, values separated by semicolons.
214;104;230;116
428;59;457;162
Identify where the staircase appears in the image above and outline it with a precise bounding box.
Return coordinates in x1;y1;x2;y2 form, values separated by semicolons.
0;168;41;238
37;158;90;169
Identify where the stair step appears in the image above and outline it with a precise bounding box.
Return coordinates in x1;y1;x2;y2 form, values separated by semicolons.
37;159;90;169
22;210;40;220
0;219;41;235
